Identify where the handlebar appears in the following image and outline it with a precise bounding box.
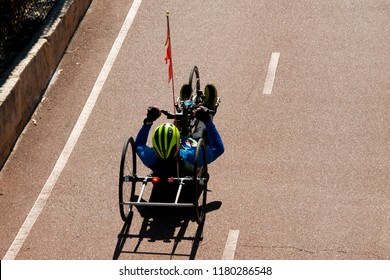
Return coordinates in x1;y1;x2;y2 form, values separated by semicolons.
161;108;215;120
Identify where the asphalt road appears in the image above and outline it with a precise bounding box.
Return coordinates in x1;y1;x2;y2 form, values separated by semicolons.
1;0;389;260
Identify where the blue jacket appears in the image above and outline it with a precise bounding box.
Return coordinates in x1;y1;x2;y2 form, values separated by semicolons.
135;120;224;169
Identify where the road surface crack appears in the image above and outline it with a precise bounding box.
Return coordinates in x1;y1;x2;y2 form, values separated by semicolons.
242;244;383;259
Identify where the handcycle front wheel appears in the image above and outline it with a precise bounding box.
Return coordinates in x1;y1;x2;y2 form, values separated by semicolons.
188;65;201;102
185;65;203;136
193;138;208;225
119;136;136;222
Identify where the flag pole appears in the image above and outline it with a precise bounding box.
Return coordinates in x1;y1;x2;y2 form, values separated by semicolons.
165;11;176;117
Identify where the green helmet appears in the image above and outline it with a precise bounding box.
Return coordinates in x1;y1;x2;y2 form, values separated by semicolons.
152;123;180;159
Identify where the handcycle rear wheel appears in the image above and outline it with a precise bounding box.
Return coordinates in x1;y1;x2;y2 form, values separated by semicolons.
119;136;136;221
193;138;208;225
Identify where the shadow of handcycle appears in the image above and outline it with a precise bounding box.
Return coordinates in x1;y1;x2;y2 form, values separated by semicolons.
113;198;221;260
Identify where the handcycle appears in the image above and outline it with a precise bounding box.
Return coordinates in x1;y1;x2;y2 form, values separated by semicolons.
118;66;217;225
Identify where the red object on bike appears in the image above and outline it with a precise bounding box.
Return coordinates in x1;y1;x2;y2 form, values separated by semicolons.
165;13;173;84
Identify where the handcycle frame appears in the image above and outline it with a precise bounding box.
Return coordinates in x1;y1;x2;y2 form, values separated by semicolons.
118;65;209;225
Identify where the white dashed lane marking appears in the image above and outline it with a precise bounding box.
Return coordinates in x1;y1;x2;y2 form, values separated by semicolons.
222;230;240;260
262;52;280;95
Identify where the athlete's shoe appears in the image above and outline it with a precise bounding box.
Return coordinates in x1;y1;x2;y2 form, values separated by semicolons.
203;84;219;111
180;84;191;100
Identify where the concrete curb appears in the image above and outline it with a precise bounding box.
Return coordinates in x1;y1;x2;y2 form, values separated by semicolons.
0;0;93;170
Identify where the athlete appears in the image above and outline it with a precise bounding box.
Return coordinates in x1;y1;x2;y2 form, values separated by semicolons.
134;84;224;177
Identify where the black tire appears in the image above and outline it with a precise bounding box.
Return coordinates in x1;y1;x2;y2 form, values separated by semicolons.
193;138;208;224
119;136;136;221
188;65;201;101
185;65;202;136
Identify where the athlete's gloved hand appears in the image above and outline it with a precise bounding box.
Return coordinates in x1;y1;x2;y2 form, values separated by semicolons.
193;106;211;122
144;106;161;125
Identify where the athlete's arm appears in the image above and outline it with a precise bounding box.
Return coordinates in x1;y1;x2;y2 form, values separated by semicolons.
134;124;157;168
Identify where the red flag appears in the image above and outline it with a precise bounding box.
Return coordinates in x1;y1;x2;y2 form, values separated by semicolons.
165;30;172;83
165;42;172;83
